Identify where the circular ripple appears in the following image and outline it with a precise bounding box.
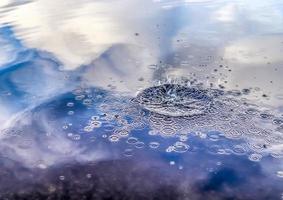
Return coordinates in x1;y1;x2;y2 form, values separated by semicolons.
135;84;219;117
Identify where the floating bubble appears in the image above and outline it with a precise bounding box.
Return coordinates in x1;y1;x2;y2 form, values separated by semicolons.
148;130;158;135
66;102;74;107
126;137;138;144
179;135;188;141
260;113;273;120
273;118;283;125
149;142;160;149
169;161;175;165
225;129;243;139
75;95;85;101
72;134;81;140
84;126;93;132
271;152;283;158
115;129;130;137
161;126;177;136
91;115;100;120
173;142;189;153
83;99;92;106
62;125;69;130
276;171;283;178
232;145;247;155
86;174;92;179
248;142;267;152
109;135;120;142
123;149;134;157
135;142;145;149
89;120;102;128
67;111;74;115
208;132;221;141
248;153;262;162
166;146;175;153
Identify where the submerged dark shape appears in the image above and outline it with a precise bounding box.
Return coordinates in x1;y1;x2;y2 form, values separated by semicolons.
135;84;223;117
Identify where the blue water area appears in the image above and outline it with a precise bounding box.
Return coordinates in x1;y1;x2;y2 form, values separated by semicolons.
0;1;283;199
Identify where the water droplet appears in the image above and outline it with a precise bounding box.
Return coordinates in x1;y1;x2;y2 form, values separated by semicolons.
149;142;160;149
276;171;283;178
66;102;74;107
135;142;145;149
67;111;74;115
72;134;81;140
248;153;262;162
109;135;120;142
124;149;134;157
173;142;189;153
59;176;65;181
126;137;138;144
89;120;102;128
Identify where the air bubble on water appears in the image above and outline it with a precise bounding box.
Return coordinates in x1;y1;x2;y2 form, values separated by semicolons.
75;95;85;101
270;152;283;158
248;142;266;152
109;135;120;142
62;125;69;130
84;126;93;132
38;163;47;169
247;126;261;134
67;110;74;115
225;129;243;139
148;130;158;136
196;131;207;139
161;126;177;136
273;118;283;125
166;146;175;153
217;149;228;155
173;141;189;153
135;142;145;149
86;173;92;179
66;102;74;107
276;171;283;178
248;153;262;162
114;129;129;137
126;137;138;144
83;99;92;106
91;116;100;120
208;132;220;141
59;176;65;181
124;149;134;157
260;113;273;120
179;135;188;141
72;134;81;140
149;142;160;149
216;161;222;166
89;120;102;128
232;145;247;155
170;161;175;165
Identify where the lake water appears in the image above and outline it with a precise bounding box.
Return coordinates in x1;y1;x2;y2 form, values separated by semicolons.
0;0;283;199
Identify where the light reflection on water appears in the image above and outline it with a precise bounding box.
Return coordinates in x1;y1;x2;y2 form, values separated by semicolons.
0;0;283;199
